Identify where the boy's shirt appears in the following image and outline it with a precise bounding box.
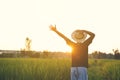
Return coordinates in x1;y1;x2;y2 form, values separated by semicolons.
66;40;91;68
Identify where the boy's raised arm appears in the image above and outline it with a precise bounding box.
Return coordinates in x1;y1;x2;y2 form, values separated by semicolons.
82;30;95;45
49;25;72;44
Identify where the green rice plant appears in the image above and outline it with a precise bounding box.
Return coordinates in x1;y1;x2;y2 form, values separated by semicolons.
0;58;71;80
0;58;120;80
102;60;120;80
88;59;104;80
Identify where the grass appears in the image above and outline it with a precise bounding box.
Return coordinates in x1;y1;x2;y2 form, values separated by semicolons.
0;58;120;80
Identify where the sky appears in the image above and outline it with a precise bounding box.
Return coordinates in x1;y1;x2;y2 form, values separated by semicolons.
0;0;120;53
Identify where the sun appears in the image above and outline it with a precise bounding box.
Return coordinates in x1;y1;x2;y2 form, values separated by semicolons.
64;46;72;53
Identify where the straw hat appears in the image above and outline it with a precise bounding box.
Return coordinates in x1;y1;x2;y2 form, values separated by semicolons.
71;30;87;43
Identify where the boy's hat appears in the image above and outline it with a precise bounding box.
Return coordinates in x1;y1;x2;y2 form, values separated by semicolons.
71;30;87;43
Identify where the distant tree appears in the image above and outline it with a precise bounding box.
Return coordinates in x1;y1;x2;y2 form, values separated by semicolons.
113;49;120;59
91;51;114;59
25;37;32;51
91;51;99;59
106;53;114;59
20;37;32;57
43;50;50;58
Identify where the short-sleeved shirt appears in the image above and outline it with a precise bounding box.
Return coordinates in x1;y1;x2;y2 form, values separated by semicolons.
66;39;92;68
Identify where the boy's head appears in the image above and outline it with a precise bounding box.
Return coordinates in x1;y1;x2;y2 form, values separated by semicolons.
71;30;87;43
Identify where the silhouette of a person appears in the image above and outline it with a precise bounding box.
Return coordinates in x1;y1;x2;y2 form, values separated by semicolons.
49;25;95;80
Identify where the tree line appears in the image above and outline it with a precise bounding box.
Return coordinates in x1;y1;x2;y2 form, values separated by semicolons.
0;49;120;59
0;37;120;59
89;49;120;59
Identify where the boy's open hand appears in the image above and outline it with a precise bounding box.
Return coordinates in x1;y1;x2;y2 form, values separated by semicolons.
49;25;57;31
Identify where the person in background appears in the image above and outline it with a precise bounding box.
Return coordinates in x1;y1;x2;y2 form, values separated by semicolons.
49;25;95;80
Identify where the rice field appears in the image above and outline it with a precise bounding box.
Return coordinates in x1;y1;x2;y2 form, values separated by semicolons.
0;58;120;80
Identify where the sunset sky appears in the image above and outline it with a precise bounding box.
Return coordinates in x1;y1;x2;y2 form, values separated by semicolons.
0;0;120;53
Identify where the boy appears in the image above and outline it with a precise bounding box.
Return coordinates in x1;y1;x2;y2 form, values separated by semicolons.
49;25;95;80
